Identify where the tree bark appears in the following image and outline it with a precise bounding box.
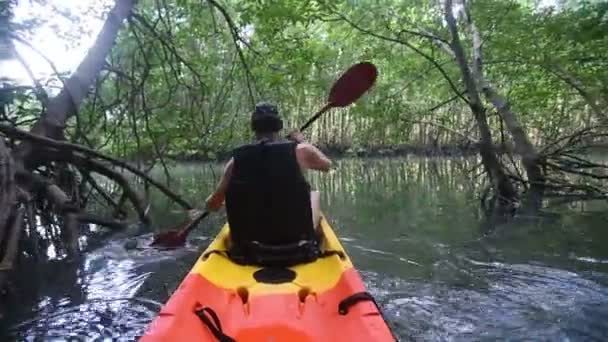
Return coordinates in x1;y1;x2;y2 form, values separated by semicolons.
15;0;137;165
0;139;16;245
460;1;545;208
44;0;136;129
444;0;517;204
0;208;24;294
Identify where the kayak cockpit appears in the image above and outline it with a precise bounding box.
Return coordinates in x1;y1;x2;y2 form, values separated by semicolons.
200;216;343;269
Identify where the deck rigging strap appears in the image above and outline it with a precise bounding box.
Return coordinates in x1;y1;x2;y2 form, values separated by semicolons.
319;250;346;259
338;291;399;341
201;249;228;260
194;307;237;342
338;291;379;315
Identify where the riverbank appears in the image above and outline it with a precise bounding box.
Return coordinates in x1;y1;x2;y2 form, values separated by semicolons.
166;143;485;162
154;142;608;163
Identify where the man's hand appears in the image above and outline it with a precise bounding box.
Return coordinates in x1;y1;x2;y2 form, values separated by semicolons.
205;193;224;212
187;208;204;220
288;130;306;144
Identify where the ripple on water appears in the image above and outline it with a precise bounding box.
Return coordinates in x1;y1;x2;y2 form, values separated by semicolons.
8;236;186;341
361;260;608;341
14;299;158;341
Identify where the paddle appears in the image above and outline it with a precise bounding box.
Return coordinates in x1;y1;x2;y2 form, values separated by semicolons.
299;62;378;131
150;61;378;248
150;210;210;247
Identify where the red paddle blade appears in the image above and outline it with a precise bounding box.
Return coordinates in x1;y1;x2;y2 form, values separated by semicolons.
150;230;186;247
328;62;378;107
149;211;209;248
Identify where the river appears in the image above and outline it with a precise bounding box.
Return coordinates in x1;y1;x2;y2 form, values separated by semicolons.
3;157;608;341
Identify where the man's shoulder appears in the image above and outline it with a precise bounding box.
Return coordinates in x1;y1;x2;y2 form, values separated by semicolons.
295;143;323;164
295;141;316;148
295;142;316;153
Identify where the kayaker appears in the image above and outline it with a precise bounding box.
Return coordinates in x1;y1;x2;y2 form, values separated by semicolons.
205;102;332;261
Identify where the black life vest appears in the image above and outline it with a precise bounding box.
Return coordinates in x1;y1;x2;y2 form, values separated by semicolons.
225;140;316;253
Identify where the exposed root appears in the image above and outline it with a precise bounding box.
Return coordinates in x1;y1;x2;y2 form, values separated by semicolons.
0;208;24;287
0;139;16;245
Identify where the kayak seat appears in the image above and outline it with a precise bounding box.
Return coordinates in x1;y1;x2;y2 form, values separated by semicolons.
228;238;321;268
200;227;346;267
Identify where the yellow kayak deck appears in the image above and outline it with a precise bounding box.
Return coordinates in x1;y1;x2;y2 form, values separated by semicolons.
191;217;354;296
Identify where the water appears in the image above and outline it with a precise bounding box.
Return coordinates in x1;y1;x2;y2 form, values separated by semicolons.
4;157;608;341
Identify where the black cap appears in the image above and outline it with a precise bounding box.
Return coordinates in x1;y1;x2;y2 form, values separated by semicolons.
251;102;283;132
252;102;279;120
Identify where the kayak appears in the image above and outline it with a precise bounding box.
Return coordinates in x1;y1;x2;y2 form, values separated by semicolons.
140;217;396;341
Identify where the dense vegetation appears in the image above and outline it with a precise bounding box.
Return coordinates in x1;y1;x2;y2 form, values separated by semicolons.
5;0;608;154
0;0;606;316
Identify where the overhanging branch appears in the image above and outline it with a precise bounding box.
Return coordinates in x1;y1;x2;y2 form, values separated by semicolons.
332;10;467;104
0;124;193;210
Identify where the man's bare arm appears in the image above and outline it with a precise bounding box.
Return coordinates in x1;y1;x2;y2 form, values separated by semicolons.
205;158;234;211
297;143;332;172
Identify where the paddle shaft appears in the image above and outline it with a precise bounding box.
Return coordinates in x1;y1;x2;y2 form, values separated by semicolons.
299;103;333;132
183;211;210;235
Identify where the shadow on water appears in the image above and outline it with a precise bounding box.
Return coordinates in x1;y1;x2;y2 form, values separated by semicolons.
4;156;608;341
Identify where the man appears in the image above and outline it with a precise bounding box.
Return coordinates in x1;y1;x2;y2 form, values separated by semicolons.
205;102;332;261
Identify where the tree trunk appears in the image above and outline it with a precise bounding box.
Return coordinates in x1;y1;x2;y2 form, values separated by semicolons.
461;1;545;209
15;0;137;166
0;139;16;246
0;0;141;276
444;0;517;205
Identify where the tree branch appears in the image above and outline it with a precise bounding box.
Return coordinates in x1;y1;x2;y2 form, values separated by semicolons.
206;0;256;106
11;34;67;84
42;0;136;129
12;49;48;106
545;161;608;180
426;93;463;112
77;212;126;230
546;63;606;122
131;12;208;93
403;119;476;143
80;170;122;212
332;10;467;104
0;124;193;209
59;154;150;224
